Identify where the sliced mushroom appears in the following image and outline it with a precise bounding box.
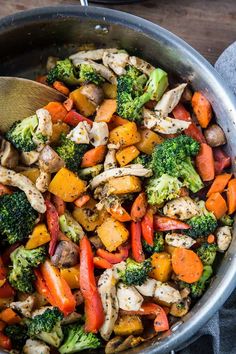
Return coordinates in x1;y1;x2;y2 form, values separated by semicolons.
143;108;191;133
0;166;46;213
204;124;226;147
103;52;129;76
90;165;152;189
35;171;51;193
129;56;155;76
73;289;84;306
80;84;104;106
0;139;19;169
50;240;79;268
216;226;232;252
165;233;196;249
39;145;64;173
20;151;40;166
169;297;191;317
163;196;199;220
70;48;119;61
98;269;119;341
154;83;187;117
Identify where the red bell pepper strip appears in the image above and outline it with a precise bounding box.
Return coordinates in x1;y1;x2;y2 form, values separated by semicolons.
0;184;12;196
93;257;112;269
213;147;231;175
52;195;66;216
0;257;6;287
34;269;56;306
0;282;15;299
1;243;21;266
80;236;104;333
64;110;93;127
40;260;76;316
141;209;154;246
46;200;59;257
130;192;147;222
172;103;206;143
131;221;145;263
96;245;130;264
0;332;12;351
154;216;190;231
122;303;169;333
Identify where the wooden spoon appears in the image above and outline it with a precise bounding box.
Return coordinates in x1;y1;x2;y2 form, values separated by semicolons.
0;77;66;132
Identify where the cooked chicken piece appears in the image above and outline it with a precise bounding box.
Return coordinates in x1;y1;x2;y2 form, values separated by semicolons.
98;269;119;341
31;306;53;318
90;165;152;189
20;151;40;166
10;295;35;318
129;56;155;76
67;121;91;144
80;84;104;106
103;52;129;76
23;339;50;354
39;145;64;173
0;138;19;169
33;108;53;151
89;122;109;147
143;108;191;133
0;166;46;213
71;58;117;84
135;278;157;297
112;262;127;280
216;226;232;252
154;283;181;305
165;233;196;249
104;148;117;170
117;283;143;311
154;83;187;117
163;196;199;220
35;171;51;193
61;312;82;324
51;240;79;268
70;48;119;61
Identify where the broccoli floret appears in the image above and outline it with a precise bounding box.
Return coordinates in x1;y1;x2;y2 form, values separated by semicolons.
56;134;89;173
79;64;105;85
184;202;217;239
4;324;28;350
196;243;218;265
120;258;152;286
143;232;165;254
220;214;234;226
59;323;101;353
27;307;63;348
6;115;38;152
190;265;213;298
8;246;46;293
47;58;80;86
146;174;182;206
151;135;203;192
59;211;84;243
0;191;38;244
117;67;168;123
133;154;152;169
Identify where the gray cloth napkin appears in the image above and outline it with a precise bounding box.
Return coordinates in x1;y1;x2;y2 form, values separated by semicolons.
177;42;236;354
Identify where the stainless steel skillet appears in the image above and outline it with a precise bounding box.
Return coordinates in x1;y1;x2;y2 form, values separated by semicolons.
0;5;236;354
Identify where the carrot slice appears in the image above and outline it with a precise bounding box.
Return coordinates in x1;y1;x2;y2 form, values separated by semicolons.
74;194;90;208
192;92;212;128
172;248;203;284
95;99;117;123
0;308;21;324
53;81;70;96
130;192;147;222
227;178;236;215
44;101;68;123
207;234;215;244
206;192;228;219
207;173;232;197
81;145;106;168
107;205;132;222
196;143;215;181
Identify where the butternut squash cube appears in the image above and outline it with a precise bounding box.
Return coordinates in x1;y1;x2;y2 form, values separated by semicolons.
109;122;141;147
107;176;142;195
149;252;172;282
114;315;143;336
95;99;117;123
48;167;86;202
97;217;129;252
51;122;70;144
60;265;80;289
21;168;40;184
116;145;140;166
26;224;51;250
70;88;96;117
136;129;164;155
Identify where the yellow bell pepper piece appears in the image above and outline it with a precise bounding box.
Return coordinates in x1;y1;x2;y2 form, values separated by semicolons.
60;265;80;289
25;224;51;250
